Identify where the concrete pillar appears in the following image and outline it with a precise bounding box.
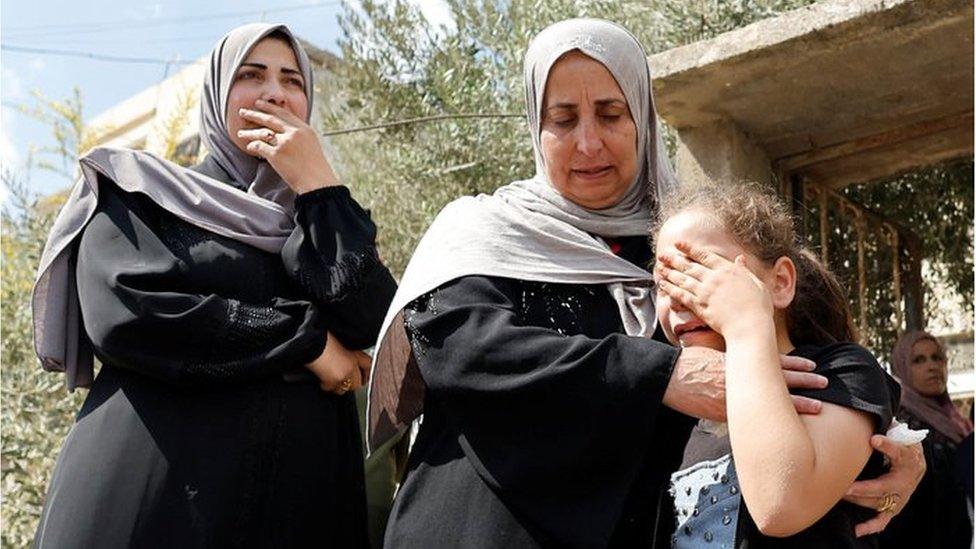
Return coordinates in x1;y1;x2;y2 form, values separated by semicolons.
674;119;775;188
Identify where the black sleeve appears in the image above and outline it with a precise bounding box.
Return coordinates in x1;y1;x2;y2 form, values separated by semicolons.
280;185;397;350
790;343;900;433
76;184;327;386
405;275;681;547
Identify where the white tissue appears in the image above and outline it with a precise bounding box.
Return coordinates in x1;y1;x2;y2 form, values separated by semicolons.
885;418;928;445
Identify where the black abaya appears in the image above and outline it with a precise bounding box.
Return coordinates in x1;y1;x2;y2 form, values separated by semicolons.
34;176;396;548
383;236;694;549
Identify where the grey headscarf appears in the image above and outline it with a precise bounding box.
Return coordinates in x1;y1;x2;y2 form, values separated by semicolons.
31;23;314;389
366;18;678;453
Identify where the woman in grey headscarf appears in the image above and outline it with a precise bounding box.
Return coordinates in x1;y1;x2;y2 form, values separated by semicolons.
367;18;926;548
365;18;828;548
32;23;395;548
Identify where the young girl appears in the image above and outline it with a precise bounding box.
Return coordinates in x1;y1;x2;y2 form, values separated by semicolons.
653;182;901;548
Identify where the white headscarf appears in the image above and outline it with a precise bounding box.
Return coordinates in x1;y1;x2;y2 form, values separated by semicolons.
31;23;314;389
366;18;678;453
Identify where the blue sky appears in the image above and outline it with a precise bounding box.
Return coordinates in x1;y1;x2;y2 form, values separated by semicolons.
1;0;450;196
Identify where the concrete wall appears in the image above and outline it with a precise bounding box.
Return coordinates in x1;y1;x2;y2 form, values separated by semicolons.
674;119;775;188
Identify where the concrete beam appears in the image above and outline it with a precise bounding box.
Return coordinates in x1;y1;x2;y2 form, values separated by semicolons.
650;0;973;189
793;115;974;188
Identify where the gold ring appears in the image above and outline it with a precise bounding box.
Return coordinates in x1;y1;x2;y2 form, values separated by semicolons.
337;377;352;394
877;493;899;514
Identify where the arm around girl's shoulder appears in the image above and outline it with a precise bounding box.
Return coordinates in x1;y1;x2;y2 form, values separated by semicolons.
730;341;897;537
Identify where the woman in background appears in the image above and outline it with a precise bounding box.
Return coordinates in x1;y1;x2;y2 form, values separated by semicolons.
880;331;973;548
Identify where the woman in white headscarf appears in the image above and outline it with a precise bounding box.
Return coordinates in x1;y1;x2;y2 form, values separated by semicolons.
367;18;926;548
31;23;394;548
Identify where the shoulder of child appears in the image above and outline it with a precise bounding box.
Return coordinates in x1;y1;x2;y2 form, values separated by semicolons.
802;342;883;372
795;341;901;429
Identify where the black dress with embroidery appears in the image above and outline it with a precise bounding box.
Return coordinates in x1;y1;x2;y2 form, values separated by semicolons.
383;235;695;549
33;170;396;549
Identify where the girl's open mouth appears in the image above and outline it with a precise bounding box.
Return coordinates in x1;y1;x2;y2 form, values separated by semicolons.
674;320;712;337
